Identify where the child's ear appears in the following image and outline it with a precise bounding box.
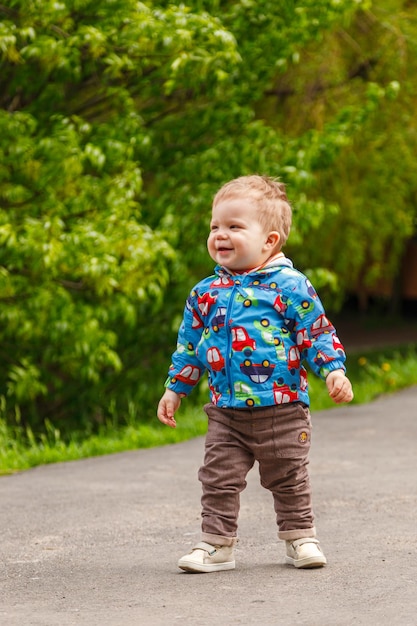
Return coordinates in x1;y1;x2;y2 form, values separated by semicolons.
265;231;280;250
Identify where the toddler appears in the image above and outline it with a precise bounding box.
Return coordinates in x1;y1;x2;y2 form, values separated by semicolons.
157;175;353;572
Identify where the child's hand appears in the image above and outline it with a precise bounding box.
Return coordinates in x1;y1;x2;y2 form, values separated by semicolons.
157;389;181;428
326;370;354;404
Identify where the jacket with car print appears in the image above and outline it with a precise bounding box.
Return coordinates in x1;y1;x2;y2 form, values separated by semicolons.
165;255;346;408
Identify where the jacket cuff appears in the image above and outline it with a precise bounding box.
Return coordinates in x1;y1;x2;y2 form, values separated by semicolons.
164;377;192;397
319;360;346;380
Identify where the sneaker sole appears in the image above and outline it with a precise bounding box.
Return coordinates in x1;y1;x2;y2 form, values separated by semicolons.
285;556;327;569
178;560;235;573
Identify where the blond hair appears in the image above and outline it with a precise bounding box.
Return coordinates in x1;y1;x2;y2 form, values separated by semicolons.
212;175;292;247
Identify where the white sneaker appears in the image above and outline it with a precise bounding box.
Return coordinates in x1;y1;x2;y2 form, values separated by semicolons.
178;541;235;573
285;538;327;568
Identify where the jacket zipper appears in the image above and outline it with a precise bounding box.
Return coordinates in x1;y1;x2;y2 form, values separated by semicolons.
224;278;247;405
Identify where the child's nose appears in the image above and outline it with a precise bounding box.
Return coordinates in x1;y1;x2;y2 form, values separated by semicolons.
216;228;228;238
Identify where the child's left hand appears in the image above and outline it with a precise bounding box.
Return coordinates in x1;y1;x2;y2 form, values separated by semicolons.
326;370;354;404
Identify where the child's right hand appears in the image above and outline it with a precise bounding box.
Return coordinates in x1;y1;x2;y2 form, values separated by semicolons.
157;389;181;428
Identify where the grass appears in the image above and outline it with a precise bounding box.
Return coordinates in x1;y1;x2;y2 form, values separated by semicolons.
1;343;417;476
309;343;417;410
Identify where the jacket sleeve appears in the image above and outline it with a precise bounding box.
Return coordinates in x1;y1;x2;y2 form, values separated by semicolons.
283;274;346;380
164;289;207;396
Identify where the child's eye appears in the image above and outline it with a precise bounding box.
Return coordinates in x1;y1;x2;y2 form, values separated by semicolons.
210;224;218;231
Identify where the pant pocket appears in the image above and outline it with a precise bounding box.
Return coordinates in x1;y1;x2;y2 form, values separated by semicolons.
272;403;311;459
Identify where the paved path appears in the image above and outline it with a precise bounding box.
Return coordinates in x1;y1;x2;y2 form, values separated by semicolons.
1;386;417;625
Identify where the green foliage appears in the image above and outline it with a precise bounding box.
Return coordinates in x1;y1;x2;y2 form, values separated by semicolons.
1;0;220;430
142;0;372;276
0;105;176;429
264;2;417;297
1;0;416;439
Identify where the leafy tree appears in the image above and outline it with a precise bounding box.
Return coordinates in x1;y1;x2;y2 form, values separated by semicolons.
257;2;417;308
0;0;242;431
2;0;414;437
142;0;372;278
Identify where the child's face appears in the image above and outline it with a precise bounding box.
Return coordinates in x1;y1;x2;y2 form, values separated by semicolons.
207;197;279;272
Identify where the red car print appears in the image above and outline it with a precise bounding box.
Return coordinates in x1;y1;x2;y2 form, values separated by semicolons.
210;276;235;289
197;292;218;317
191;310;204;329
231;327;256;353
310;314;334;338
332;334;345;355
207;347;225;372
300;367;308;391
273;294;289;314
209;387;222;405
287;345;301;370
296;328;312;350
172;365;201;386
273;382;299;404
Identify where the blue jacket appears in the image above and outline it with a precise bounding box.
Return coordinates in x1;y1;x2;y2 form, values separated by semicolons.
165;256;346;408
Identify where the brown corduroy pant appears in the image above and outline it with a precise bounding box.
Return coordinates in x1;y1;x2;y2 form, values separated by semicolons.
199;402;317;546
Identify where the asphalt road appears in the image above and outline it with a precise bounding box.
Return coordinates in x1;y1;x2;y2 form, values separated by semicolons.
1;386;417;626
